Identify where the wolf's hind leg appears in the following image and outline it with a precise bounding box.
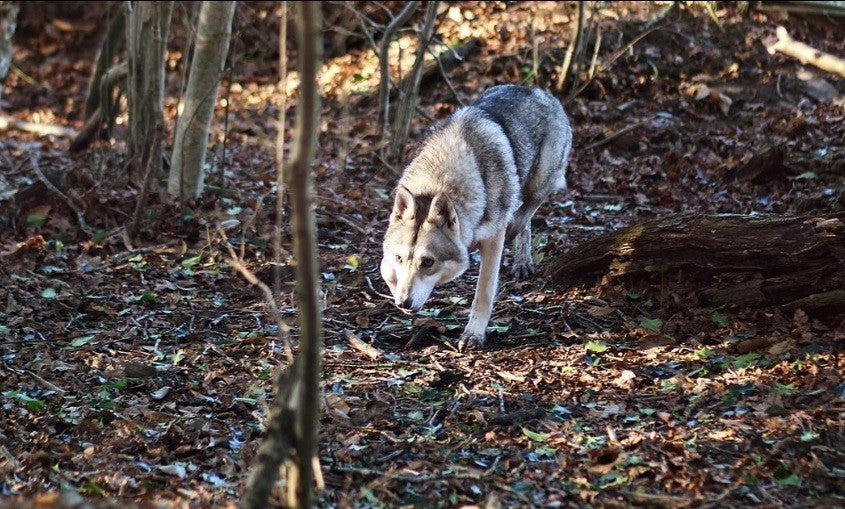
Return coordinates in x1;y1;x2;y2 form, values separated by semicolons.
509;200;544;279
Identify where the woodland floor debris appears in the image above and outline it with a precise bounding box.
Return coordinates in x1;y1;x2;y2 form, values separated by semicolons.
1;2;844;507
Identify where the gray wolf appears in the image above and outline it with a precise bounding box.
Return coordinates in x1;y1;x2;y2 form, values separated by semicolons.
380;84;572;348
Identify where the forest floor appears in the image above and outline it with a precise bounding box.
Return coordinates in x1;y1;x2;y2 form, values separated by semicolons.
1;2;844;508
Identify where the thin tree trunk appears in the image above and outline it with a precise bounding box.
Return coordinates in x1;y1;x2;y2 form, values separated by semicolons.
167;1;236;200
288;3;323;505
126;1;172;182
274;1;288;301
240;2;323;508
556;1;584;93
377;1;417;138
84;2;127;121
0;1;17;106
387;1;438;164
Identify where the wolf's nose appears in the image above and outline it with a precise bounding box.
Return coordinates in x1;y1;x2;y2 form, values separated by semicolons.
398;298;413;310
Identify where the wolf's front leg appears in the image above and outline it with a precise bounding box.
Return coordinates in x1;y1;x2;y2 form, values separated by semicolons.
458;230;506;350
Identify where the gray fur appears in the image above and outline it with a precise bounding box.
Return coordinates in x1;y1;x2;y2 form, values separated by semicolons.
381;85;572;348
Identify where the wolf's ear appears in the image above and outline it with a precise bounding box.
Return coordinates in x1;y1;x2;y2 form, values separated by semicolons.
391;186;415;222
427;193;459;233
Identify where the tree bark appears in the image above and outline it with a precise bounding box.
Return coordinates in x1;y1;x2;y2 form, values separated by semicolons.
288;3;323;505
126;1;172;183
376;1;417;137
387;1;438;164
84;2;127;121
167;1;236;200
546;213;845;312
240;3;323;508
0;1;18;106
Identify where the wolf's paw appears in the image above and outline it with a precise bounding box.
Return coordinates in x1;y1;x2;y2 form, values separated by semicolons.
511;260;536;280
456;330;486;352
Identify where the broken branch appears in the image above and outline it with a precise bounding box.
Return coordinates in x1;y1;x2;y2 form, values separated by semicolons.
767;26;845;78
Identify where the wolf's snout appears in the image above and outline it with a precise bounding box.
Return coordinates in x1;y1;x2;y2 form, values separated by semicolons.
397;297;415;311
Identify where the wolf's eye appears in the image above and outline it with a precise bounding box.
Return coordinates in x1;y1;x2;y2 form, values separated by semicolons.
395;254;403;263
420;257;434;269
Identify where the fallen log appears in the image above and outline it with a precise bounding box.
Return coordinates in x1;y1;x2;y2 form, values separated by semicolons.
546;212;845;313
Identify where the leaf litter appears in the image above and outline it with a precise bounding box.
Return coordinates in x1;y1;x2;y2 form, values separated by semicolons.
1;1;844;507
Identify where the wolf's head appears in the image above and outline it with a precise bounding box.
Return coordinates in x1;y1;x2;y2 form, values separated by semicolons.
381;186;469;313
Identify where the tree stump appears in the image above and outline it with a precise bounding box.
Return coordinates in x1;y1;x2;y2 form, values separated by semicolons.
545;212;845;313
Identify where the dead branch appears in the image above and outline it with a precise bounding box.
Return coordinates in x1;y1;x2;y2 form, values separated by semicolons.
29;154;91;234
547;212;845;313
377;1;418;137
70;61;128;152
0;116;78;138
767;25;845;78
426;44;463;105
395;37;479;97
345;330;384;361
387;1;439;164
83;2;127;121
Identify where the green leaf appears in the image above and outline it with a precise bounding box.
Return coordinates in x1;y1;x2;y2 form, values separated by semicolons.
644;264;667;274
711;311;729;327
639;317;663;332
521;427;550;442
3;391;46;413
535;445;557;457
585;340;609;354
731;353;759;370
775;382;795;396
407;410;424;421
345;254;360;271
138;292;156;304
0;324;8;334
800;431;819;442
773;464;801;486
171;349;186;365
69;335;98;348
795;171;817;180
181;255;202;268
79;481;106;497
90;229;111;243
626;291;643;300
694;347;715;359
27;214;48;227
41;288;58;299
487;322;510;334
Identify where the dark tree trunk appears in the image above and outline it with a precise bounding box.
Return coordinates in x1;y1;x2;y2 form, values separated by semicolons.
546;212;845;313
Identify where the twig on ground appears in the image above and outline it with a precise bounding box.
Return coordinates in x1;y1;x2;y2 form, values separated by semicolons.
29;154;91;234
766;25;845;78
218;227;295;364
584;117;651;151
344;329;383;361
0;117;78;138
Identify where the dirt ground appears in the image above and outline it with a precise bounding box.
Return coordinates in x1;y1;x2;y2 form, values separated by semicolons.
1;2;844;507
